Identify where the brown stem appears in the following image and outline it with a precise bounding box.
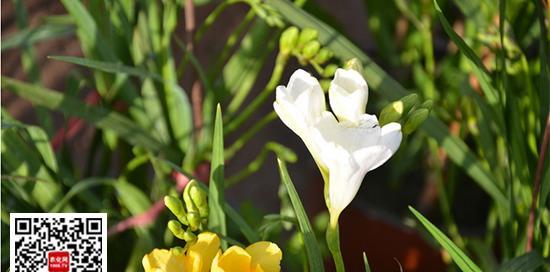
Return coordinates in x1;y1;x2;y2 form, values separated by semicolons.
108;171;190;236
184;0;203;134
526;113;550;251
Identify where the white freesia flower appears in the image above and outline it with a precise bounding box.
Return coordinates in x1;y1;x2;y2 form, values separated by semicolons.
273;68;402;218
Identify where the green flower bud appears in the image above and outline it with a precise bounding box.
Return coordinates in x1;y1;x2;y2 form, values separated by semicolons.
379;101;404;126
168;220;187;240
189;183;208;218
421;99;433;110
187;212;201;231
379;94;419;126
170;247;185;255
320;79;331;91
401;93;420;113
182;229;197;242
323;64;338;78
183;181;199;214
297;28;318;47
302;40;321;60
403;108;430;134
313;48;333;64
279;27;299;55
344;58;363;73
164;196;188;225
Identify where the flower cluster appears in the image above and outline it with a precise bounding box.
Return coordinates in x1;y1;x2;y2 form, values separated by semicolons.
143;232;282;272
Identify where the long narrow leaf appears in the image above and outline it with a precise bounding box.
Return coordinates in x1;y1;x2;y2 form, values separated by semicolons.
1;77;169;155
267;0;510;212
277;159;324;272
49;56;163;81
497;251;545;272
224;204;260;243
208;104;227;249
433;0;500;107
409;206;481;272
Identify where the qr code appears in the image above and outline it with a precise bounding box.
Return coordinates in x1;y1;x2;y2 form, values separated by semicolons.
10;213;107;272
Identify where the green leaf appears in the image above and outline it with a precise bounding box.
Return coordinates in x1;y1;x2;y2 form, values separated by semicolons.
277;159;324;272
433;0;500;107
1;25;73;51
50;178;116;213
114;180;152;215
208;104;227;249
497;251;546;272
1;77;170;156
409;206;482;272
267;0;510;212
224;19;275;114
363;252;372;272
49;55;163;81
224;203;260;243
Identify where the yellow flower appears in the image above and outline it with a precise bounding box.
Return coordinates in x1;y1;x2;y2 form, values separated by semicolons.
143;232;220;272
143;232;281;272
211;241;282;272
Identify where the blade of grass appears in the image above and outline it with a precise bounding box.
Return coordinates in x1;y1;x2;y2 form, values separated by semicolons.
409;206;481;272
1;77;171;156
433;0;500;108
497;251;545;272
49;56;163;81
224;203;260;243
1;25;74;51
50;178;116;212
266;0;509;212
208;104;227;249
277;159;324;272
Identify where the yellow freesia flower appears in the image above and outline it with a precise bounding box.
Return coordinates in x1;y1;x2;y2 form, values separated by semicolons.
211;241;282;272
143;232;220;272
143;232;282;272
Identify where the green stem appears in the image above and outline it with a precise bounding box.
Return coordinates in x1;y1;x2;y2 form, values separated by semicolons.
326;213;345;272
225;52;288;134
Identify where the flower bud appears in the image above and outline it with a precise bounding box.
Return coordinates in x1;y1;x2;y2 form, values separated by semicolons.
313;48;333;64
183;181;199;214
379;94;419;126
189;184;208;218
182;229;197;242
170;247;185;255
297;28;318;47
301;41;321;60
320;79;331;91
168;220;187;240
279;27;299;55
403;108;430;134
187;212;201;231
323;64;338;78
164;196;188;225
344;58;363;73
421;99;433;110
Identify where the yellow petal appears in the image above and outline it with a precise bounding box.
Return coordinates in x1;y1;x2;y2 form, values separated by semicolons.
212;246;252;272
142;249;186;272
186;232;221;272
246;242;282;272
210;250;224;272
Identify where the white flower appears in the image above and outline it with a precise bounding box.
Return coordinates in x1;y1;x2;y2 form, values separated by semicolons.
273;68;402;217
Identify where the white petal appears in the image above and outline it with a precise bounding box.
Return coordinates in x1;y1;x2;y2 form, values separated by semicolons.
364;122;402;171
329;68;369;125
273;69;326;137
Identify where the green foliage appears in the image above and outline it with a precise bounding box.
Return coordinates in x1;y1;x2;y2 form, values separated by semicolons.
277;159;325;272
1;0;548;270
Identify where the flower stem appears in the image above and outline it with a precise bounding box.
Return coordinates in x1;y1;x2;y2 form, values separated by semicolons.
326;213;345;272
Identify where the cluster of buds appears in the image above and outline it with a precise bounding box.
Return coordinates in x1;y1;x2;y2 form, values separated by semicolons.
279;27;337;89
379;93;432;134
164;180;209;242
